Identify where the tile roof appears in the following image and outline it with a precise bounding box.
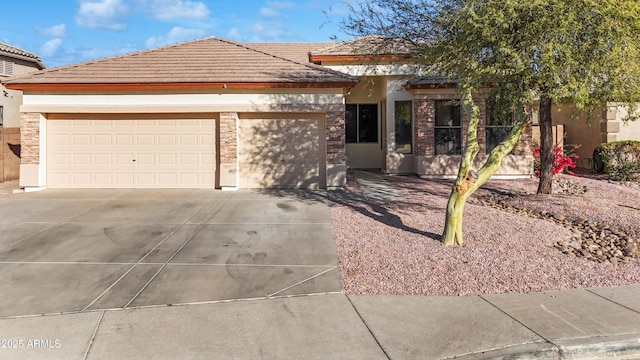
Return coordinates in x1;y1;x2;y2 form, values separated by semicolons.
311;35;415;57
405;76;458;88
0;42;45;69
247;42;334;64
3;37;357;88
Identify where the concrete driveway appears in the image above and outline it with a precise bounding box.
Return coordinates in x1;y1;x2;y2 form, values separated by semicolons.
0;188;340;318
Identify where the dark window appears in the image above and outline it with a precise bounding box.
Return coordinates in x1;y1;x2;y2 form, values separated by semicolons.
486;102;515;152
346;104;358;143
345;104;378;143
434;100;462;155
395;101;413;154
0;106;3;126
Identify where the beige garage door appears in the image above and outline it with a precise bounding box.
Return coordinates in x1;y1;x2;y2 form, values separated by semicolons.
238;113;325;189
47;114;217;188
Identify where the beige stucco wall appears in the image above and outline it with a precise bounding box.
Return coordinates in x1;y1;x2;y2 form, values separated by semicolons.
345;76;387;169
19;90;348;190
551;103;604;167
607;103;640;142
416;155;532;178
385;76;416;173
0;86;23;128
21;90;345;113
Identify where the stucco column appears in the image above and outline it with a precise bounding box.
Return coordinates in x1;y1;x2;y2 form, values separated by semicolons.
602;103;622;143
19;112;46;188
325;110;346;189
219;112;238;189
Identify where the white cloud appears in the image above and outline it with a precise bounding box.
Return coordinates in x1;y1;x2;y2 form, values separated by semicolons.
250;22;291;41
148;0;210;20
39;38;64;57
145;27;206;48
266;1;296;10
227;28;242;41
75;0;129;30
259;7;280;18
36;24;67;38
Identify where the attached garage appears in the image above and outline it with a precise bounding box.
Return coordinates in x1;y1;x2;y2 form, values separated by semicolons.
4;37;354;191
46;113;217;189
237;113;325;189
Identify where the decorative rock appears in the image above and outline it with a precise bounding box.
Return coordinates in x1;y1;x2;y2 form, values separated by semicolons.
553;213;566;221
474;188;639;264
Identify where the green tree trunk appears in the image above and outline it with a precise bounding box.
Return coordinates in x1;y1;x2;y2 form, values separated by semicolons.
537;95;554;194
442;85;530;246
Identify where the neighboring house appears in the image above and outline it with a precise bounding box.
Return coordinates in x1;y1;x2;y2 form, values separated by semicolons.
551;103;640;169
2;36;532;191
0;43;45;182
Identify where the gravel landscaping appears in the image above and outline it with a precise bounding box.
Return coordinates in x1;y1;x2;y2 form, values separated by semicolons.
329;173;640;296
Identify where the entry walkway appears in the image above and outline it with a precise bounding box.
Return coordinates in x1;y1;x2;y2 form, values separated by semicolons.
351;169;404;201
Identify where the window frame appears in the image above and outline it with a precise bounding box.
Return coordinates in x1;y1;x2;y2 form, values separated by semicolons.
485;104;515;153
345;103;379;144
394;100;413;154
434;100;462;155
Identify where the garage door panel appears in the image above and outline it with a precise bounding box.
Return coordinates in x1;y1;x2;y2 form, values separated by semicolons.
158;154;177;165
179;134;198;145
73;153;91;165
94;154;113;165
72;173;92;185
238;113;324;189
137;173;156;185
115;134;134;145
94;173;113;185
47;116;217;188
94;134;112;145
136;153;156;165
136;134;155;145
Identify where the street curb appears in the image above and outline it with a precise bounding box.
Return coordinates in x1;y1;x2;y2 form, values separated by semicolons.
558;335;640;360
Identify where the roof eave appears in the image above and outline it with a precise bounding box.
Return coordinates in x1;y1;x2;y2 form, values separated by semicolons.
3;81;358;91
308;54;413;64
0;52;46;70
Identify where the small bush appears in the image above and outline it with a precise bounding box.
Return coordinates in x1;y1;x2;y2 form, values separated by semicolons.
598;140;640;181
533;144;579;177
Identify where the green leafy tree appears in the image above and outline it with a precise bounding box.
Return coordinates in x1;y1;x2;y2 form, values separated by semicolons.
340;0;640;245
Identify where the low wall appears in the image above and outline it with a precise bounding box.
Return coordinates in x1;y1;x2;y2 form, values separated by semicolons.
0;127;20;182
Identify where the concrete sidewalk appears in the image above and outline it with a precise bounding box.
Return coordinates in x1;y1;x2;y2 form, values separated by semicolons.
1;286;639;359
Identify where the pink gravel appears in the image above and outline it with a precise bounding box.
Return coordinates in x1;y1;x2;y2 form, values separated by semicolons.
330;174;640;296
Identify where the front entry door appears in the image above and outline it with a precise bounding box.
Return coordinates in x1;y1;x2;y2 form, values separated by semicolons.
345;103;384;169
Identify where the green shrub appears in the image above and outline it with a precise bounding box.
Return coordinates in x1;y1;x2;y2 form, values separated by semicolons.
598;140;640;181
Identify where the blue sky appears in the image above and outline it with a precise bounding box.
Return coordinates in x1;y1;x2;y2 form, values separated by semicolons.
1;0;357;68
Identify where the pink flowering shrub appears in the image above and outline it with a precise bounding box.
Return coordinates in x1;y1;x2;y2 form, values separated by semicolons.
533;145;579;177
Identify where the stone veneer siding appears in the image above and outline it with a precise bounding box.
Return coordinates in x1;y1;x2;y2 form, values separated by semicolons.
219;112;237;164
325;111;346;164
414;99;435;156
20;112;40;165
